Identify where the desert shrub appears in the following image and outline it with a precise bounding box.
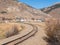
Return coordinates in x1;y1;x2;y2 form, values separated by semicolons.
5;25;19;38
44;18;60;45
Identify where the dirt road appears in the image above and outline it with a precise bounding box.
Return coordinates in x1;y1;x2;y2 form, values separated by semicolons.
17;22;47;45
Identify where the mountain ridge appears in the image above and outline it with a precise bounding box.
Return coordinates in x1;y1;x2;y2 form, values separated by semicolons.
41;2;60;18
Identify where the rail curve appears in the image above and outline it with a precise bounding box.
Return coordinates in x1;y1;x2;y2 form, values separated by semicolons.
0;23;38;45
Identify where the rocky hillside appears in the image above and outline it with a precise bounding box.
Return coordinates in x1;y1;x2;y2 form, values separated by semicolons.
0;0;51;22
41;3;60;18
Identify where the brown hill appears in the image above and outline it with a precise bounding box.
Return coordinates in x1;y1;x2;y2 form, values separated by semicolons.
41;3;60;19
0;0;51;22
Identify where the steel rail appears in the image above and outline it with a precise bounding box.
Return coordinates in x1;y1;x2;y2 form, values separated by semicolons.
0;23;38;45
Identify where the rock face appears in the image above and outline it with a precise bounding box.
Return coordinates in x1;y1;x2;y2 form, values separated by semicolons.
0;0;51;22
41;3;60;19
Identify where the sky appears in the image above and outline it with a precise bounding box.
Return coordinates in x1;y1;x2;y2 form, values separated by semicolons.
19;0;60;9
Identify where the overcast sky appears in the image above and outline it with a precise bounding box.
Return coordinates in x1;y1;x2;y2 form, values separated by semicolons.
19;0;60;9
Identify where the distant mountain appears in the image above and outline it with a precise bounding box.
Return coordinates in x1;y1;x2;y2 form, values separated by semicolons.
0;0;51;21
41;3;60;18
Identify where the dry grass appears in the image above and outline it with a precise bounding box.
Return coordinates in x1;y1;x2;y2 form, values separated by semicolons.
0;23;22;39
44;18;60;45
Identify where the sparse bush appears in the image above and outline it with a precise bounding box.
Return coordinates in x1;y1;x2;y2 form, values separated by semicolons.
5;25;19;38
44;18;60;45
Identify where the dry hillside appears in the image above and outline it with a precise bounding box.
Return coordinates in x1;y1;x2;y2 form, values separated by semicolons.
41;3;60;19
0;0;52;22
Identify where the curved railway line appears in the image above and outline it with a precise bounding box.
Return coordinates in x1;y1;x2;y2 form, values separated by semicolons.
0;23;38;45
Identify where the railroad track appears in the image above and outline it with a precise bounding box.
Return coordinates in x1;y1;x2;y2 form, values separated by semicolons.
0;23;38;45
